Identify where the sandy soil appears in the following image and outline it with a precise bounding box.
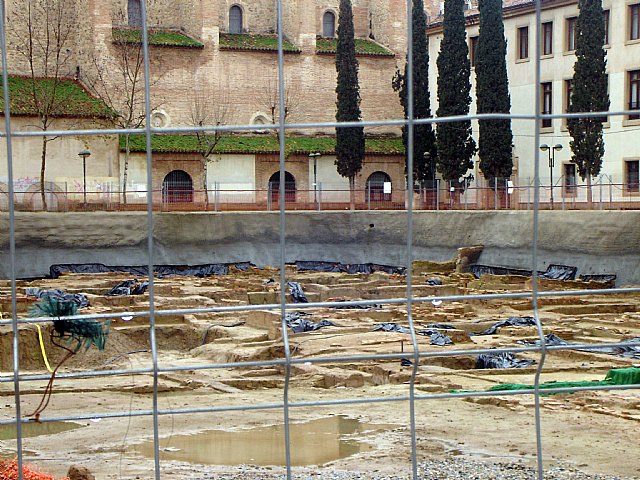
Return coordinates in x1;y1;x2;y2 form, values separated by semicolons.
0;265;639;479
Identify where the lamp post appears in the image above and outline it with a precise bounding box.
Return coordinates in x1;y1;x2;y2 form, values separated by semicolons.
309;152;321;208
540;144;562;209
78;150;91;208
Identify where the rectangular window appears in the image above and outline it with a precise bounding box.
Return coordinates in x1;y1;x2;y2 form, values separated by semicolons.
566;17;577;51
631;4;640;41
630;70;640;120
565;79;573;113
626;160;640;192
541;82;553;128
564;163;577;195
542;22;553;55
517;26;529;60
604;10;610;45
470;36;479;67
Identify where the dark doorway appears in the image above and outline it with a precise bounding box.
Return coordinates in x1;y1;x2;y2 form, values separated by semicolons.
162;170;193;203
366;171;392;202
269;171;296;203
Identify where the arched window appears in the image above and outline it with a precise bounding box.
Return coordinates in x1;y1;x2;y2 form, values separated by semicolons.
366;171;392;202
128;0;142;27
323;11;335;38
229;5;243;34
269;171;296;203
162;170;193;203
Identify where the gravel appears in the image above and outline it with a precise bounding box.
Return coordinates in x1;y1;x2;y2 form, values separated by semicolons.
177;458;636;480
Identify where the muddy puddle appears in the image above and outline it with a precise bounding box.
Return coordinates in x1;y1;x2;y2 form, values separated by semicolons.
0;421;83;441
137;415;397;466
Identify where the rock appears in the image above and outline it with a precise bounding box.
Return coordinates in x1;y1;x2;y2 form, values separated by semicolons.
67;465;95;480
455;245;484;272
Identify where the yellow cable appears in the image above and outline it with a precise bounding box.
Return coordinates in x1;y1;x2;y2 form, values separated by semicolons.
35;324;54;373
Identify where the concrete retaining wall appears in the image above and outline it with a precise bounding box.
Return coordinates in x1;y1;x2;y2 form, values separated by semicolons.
1;211;639;285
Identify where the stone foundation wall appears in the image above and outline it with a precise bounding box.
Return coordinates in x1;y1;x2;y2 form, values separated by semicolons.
1;211;639;285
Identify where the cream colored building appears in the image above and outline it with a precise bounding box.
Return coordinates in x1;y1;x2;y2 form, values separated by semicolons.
427;0;640;206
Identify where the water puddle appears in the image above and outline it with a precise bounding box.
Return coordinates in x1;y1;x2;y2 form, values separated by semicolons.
138;415;395;466
0;421;82;441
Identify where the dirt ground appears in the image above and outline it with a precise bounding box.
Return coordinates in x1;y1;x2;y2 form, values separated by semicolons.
0;263;639;479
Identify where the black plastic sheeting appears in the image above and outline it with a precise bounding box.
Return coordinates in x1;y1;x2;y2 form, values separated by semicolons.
423;323;456;330
49;262;254;279
520;334;640;359
476;352;535;369
470;264;577;280
373;322;453;346
287;282;309;303
579;274;617;286
473;317;537;336
285;312;335;333
469;265;534;278
540;264;577;281
330;300;381;309
24;288;90;309
295;261;405;275
426;278;443;286
107;280;149;296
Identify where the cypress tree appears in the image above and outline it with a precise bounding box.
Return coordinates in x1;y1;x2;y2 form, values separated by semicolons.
335;0;365;210
392;0;437;187
475;0;513;185
436;0;476;184
567;0;609;206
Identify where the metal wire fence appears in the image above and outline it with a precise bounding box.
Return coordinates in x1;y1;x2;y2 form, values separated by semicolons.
2;178;640;212
1;0;639;479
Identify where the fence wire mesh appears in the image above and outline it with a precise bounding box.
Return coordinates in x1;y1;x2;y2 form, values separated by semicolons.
1;0;639;479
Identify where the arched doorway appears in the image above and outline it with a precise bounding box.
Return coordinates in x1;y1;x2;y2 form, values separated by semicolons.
269;171;296;204
366;171;392;202
162;170;193;203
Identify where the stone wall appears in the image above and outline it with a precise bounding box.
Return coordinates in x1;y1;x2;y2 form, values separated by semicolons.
1;211;639;285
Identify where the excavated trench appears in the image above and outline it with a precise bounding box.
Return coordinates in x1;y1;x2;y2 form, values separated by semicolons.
0;259;639;478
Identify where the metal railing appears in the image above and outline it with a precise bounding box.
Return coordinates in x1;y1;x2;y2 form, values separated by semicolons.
2;179;639;212
1;1;639;480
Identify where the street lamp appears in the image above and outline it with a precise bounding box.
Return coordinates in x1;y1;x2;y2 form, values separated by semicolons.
78;149;91;207
309;152;321;208
540;143;562;209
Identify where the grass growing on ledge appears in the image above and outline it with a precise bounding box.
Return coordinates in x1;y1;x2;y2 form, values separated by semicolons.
0;76;113;118
316;38;394;56
121;134;404;155
219;33;300;53
112;27;204;48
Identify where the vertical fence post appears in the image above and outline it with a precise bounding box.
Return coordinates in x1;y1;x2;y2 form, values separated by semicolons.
609;175;612;210
561;175;565;211
494;180;498;210
527;177;531;210
464;185;468;210
317;182;322;211
599;175;603;210
367;183;371;210
267;182;272;212
436;179;440;211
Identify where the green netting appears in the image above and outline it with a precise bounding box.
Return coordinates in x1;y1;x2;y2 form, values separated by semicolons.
455;368;639;396
604;367;640;385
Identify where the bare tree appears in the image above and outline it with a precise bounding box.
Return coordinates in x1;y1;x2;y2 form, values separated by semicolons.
257;77;301;141
8;0;78;210
189;86;234;209
83;5;162;204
